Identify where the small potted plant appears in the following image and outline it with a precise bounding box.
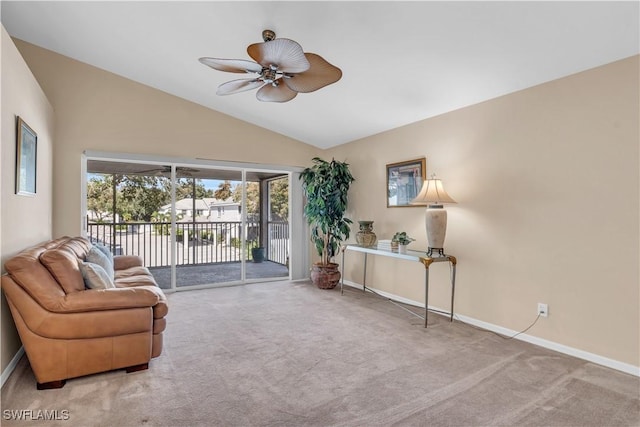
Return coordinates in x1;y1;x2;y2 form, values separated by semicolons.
392;232;415;253
251;245;265;263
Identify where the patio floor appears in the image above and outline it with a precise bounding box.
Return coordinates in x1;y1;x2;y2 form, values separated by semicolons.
149;261;289;289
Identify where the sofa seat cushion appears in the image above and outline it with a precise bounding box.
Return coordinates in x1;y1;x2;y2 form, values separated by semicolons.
115;266;152;279
115;275;158;288
113;255;144;270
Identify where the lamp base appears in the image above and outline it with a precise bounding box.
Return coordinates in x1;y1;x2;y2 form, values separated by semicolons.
425;205;448;255
427;247;445;257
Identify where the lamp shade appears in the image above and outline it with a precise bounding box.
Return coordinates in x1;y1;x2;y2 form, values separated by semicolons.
410;177;457;206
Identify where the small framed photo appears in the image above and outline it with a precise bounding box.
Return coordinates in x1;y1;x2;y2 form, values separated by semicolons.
15;117;37;196
386;157;426;207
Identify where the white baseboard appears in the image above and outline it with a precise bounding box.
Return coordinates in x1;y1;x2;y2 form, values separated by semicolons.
1;346;24;388
341;280;640;377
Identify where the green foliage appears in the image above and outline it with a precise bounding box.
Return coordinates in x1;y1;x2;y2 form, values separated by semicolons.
392;231;415;245
269;177;289;221
214;180;233;200
232;181;259;219
117;175;168;222
87;175;213;224
171;178;214;201
151;212;171;235
299;157;355;265
231;177;288;222
87;175;115;222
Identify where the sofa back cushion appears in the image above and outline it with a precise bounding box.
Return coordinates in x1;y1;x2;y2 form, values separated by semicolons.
3;244;66;309
60;237;92;258
40;247;85;294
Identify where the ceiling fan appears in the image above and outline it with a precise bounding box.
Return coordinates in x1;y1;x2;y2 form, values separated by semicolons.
199;29;342;103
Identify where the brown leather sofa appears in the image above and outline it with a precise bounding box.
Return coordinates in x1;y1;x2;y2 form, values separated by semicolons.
1;236;168;389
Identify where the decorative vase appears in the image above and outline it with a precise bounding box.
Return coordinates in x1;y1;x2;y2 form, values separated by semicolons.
310;263;341;289
398;244;408;254
355;220;377;248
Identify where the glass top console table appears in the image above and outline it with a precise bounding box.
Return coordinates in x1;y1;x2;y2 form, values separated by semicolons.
340;244;457;328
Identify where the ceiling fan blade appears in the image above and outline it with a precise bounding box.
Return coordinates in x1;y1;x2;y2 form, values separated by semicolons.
137;168;164;174
256;81;298;103
216;79;265;95
178;167;200;173
199;57;263;74
284;53;342;93
247;39;310;73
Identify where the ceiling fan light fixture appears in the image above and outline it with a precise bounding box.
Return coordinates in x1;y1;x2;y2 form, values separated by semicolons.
199;29;341;102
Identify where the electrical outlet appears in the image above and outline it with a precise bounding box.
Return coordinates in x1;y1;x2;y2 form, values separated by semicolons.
537;303;548;317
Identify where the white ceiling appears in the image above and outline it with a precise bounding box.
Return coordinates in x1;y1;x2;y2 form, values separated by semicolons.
2;1;638;149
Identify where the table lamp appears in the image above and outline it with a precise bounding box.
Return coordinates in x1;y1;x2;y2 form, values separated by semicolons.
410;174;457;257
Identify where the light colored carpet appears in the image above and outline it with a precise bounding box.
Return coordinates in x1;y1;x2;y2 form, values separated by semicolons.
1;281;639;426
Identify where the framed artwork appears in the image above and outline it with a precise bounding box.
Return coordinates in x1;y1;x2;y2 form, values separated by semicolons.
386;157;426;207
15;116;37;196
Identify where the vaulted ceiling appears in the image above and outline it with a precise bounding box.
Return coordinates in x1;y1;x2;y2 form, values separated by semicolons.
2;1;638;149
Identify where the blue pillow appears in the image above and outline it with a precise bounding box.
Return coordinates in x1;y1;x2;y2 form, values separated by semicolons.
86;246;114;280
78;261;115;289
93;243;114;264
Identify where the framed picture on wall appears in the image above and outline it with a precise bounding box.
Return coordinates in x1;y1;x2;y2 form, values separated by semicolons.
386;157;426;207
15;116;37;196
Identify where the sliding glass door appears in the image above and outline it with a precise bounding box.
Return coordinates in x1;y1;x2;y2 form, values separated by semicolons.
174;167;243;288
85;159;292;290
245;173;289;280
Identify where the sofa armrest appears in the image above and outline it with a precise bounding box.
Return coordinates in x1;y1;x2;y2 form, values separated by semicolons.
54;286;161;313
34;306;153;340
2;277;157;339
113;255;143;270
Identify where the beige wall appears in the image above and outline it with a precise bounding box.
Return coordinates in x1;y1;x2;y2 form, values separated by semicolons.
2;35;638;378
13;39;320;238
0;39;318;379
1;27;54;373
327;56;639;368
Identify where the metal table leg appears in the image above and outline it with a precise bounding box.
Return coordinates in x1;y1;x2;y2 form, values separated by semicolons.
363;253;368;292
340;248;345;295
450;262;456;322
424;266;430;328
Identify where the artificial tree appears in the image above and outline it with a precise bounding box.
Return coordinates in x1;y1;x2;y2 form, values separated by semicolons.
299;157;355;288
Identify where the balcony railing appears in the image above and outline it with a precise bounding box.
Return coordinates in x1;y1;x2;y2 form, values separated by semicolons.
87;220;289;268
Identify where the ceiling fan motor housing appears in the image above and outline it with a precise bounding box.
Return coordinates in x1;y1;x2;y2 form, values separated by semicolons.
262;29;276;42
